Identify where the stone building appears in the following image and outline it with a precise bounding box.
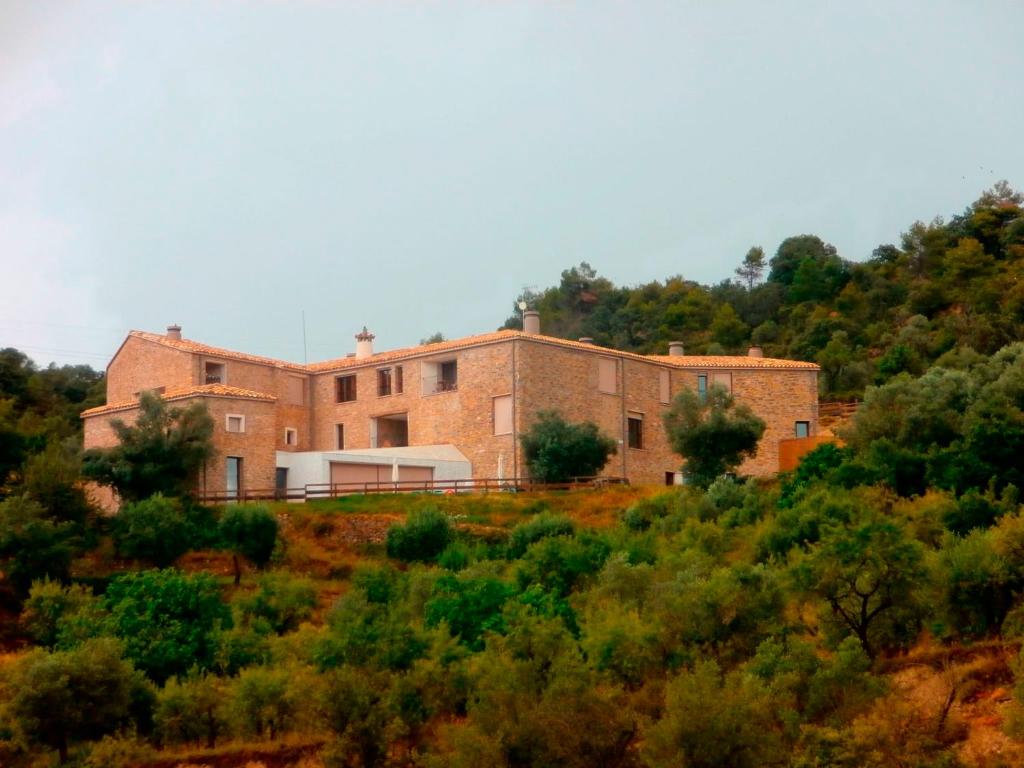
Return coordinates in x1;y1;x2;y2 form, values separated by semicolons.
82;314;819;497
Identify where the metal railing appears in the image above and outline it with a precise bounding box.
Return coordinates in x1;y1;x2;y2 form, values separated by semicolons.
193;475;628;503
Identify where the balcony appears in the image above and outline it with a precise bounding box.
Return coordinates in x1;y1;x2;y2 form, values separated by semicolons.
421;359;457;395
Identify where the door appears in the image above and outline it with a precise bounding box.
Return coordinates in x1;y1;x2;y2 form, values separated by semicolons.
275;467;288;500
226;457;243;500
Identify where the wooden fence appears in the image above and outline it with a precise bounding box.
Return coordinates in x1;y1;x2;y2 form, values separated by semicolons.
194;475;628;504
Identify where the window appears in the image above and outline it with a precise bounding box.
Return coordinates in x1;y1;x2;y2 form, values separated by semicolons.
286;376;305;405
697;374;708;400
598;358;617;394
336;375;357;403
394;365;403;394
422;359;457;394
336;423;345;450
439;361;458;391
659;370;671;404
493;394;513;435
225;414;245;433
284;427;298;446
205;361;226;385
275;467;288;499
795;421;810;438
226;457;242;499
627;412;644;449
378;368;393;396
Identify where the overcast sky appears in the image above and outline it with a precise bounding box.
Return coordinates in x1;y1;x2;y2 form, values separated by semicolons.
2;1;1023;369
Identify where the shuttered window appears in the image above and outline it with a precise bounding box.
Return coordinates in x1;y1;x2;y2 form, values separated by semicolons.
598;358;617;394
493;394;513;435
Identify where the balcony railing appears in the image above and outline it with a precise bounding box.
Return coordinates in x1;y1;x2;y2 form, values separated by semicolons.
422;375;457;394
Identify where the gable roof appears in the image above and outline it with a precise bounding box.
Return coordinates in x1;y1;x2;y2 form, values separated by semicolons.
126;331;308;372
124;328;819;376
81;383;276;418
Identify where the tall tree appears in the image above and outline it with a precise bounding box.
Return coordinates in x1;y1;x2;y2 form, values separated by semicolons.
662;386;765;488
82;391;214;502
520;411;617;483
735;246;766;289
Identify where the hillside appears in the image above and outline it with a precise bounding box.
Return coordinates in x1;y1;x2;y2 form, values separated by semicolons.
501;181;1024;399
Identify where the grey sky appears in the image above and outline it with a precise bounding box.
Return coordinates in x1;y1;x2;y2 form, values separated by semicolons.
2;1;1023;369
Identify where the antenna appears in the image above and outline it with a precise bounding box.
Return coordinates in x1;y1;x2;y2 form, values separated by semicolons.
517;300;528;311
301;310;308;365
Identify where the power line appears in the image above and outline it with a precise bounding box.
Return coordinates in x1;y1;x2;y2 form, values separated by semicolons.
1;343;111;360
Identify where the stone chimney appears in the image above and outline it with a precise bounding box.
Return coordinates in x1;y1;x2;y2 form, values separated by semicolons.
668;341;684;357
748;346;764;358
355;327;375;359
166;324;182;341
523;310;540;335
578;337;594;344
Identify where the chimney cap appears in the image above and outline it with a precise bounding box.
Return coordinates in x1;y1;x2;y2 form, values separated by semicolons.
668;340;684;357
166;324;182;340
748;346;764;358
355;326;375;341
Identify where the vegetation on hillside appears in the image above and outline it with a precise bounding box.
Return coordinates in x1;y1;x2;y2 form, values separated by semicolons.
2;184;1024;766
503;181;1024;399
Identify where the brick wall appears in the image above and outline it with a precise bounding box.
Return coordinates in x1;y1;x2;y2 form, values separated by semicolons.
308;341;517;479
83;394;278;497
106;336;193;402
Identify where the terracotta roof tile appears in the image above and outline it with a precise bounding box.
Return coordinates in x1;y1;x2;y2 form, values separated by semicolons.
128;331;308;372
645;354;820;370
126;328;818;375
81;383;276;418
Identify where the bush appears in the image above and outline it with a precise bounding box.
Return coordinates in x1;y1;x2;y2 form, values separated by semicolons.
622;494;674;532
507;513;575;557
113;494;192;567
104;569;231;683
386;507;453;563
155;673;227;748
425;574;515;650
21;578;104;648
219;504;279;584
519;410;617;483
235;573;317;634
516;532;611;597
0;495;76;596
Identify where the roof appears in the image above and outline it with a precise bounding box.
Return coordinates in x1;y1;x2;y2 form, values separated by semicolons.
126;330;308;372
124;328;819;376
646;354;820;370
81;383;276;418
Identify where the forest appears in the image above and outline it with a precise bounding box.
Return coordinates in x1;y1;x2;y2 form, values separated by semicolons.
1;183;1024;767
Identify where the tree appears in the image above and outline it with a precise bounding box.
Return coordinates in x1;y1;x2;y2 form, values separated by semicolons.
710;304;750;350
112;494;193;567
235;572;318;634
104;569;231;683
20;442;93;525
735;246;766;289
519;411;617;483
643;661;785;768
82;391;214;502
154;673;227;748
792;514;926;659
386;506;453;563
219;504;279;585
0;495;76;596
420;332;446;345
817;331;854;396
21;578;104;649
6;638;143;763
662;386;765;488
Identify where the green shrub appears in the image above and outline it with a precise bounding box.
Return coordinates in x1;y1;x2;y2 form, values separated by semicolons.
622;495;673;532
516;532;611;597
104;569;231;683
113;494;192;568
425;574;515;650
519;411;617;482
219;504;279;584
236;573;317;634
21;578;104;649
155;673;227;748
386;507;453;563
508;512;575;557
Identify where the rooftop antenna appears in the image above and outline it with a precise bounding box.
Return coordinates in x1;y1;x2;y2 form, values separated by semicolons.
301;310;308;365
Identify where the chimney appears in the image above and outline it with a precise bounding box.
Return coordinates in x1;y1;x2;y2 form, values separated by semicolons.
355;326;375;359
523;310;540;335
578;337;594;344
668;341;684;357
748;346;764;358
166;324;182;341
